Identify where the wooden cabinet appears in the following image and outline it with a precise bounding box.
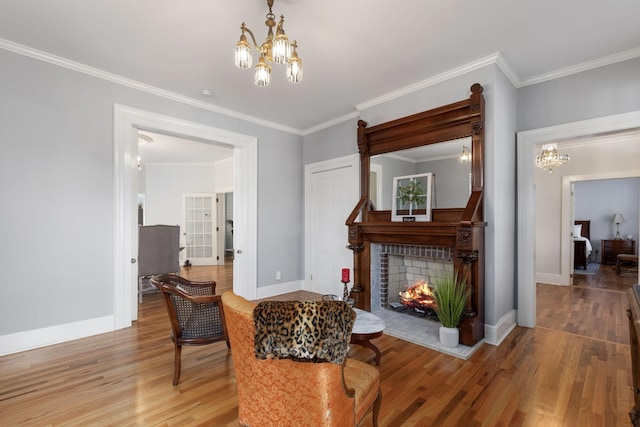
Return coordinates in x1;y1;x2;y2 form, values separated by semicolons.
626;285;640;424
602;239;636;265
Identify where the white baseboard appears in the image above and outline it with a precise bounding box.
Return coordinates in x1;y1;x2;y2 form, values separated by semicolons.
484;309;517;346
255;280;304;299
0;316;115;356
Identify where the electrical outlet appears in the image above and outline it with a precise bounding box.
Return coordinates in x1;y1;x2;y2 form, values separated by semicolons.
276;271;281;280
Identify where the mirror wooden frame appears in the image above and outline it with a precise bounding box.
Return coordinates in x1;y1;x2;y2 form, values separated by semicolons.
346;83;486;346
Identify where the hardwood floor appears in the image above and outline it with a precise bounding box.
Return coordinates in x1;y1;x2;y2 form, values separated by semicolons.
0;263;637;426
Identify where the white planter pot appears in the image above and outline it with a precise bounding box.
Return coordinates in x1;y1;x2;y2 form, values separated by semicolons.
439;326;459;348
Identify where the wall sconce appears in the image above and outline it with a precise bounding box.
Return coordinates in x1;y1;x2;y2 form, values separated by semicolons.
459;146;471;163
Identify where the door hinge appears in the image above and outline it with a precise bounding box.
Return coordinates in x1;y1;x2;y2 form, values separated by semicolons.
216;255;219;260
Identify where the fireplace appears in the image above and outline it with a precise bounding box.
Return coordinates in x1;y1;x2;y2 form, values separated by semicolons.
372;243;453;317
368;242;484;358
346;84;486;346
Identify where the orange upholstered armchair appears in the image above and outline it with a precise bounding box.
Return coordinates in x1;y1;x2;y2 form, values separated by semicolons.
221;291;381;427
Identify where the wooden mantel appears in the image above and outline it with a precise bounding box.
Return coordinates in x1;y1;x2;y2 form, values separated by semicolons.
346;84;486;346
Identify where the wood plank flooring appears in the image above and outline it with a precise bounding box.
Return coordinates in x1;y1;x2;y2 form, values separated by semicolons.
0;263;637;426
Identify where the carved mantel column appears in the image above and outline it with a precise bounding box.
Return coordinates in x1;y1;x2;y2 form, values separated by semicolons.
347;223;365;308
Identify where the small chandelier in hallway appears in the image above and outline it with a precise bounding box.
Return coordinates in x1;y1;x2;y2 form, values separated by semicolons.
535;143;569;172
234;0;303;87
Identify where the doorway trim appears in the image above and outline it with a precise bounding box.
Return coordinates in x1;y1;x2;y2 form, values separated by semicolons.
560;169;640;287
517;110;640;327
113;104;257;328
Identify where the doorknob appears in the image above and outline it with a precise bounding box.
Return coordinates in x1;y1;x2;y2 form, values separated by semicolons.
131;258;137;263
236;249;242;254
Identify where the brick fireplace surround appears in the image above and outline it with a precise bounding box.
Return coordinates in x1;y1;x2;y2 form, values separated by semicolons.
370;243;484;359
377;243;453;309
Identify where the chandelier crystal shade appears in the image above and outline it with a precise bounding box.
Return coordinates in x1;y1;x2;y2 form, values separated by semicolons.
234;0;303;87
535;143;569;172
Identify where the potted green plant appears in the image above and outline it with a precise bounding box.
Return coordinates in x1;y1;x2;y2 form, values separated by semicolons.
431;269;471;348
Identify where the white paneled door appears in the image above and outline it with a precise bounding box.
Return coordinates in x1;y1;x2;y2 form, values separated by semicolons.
307;159;358;296
183;194;217;266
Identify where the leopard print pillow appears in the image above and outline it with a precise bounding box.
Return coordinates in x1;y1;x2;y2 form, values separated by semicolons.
253;300;355;365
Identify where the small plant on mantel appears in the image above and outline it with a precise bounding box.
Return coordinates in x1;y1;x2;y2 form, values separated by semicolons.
432;269;471;347
396;179;425;215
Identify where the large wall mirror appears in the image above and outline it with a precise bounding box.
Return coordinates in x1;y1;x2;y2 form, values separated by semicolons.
370;137;472;210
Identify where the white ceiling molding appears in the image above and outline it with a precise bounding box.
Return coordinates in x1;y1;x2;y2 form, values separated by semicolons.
355;53;502;112
0;37;303;135
4;34;639;136
301;111;360;136
519;46;640;87
494;52;521;87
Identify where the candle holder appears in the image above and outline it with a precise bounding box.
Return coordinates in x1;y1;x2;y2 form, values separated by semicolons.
342;280;350;301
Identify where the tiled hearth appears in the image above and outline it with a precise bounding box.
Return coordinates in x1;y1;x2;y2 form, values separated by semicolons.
372;308;483;359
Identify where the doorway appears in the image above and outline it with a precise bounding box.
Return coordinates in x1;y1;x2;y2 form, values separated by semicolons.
113;104;257;327
183;193;217;266
517;111;640;328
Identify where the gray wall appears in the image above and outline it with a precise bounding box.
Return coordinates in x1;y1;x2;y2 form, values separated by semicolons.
574;178;640;262
370;155;414;210
416;158;471;208
0;48;303;336
144;163;216;227
517;57;640;131
489;66;518;324
302;118;358;165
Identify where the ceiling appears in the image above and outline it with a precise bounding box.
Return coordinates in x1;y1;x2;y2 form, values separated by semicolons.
1;0;639;136
137;131;234;165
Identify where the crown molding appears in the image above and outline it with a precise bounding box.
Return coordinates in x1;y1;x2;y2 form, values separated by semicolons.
304;53;514;135
302;111;360;136
494;52;521;87
0;38;304;136
355;53;502;112
519;46;640;87
4;34;638;137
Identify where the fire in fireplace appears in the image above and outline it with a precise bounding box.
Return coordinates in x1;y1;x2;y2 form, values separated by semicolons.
372;243;453;319
395;280;438;317
398;280;435;310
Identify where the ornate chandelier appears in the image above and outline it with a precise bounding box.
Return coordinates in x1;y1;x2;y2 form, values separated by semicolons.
535;143;569;172
234;0;303;87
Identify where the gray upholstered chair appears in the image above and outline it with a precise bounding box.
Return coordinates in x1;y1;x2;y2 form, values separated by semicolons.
150;274;229;385
138;224;180;303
